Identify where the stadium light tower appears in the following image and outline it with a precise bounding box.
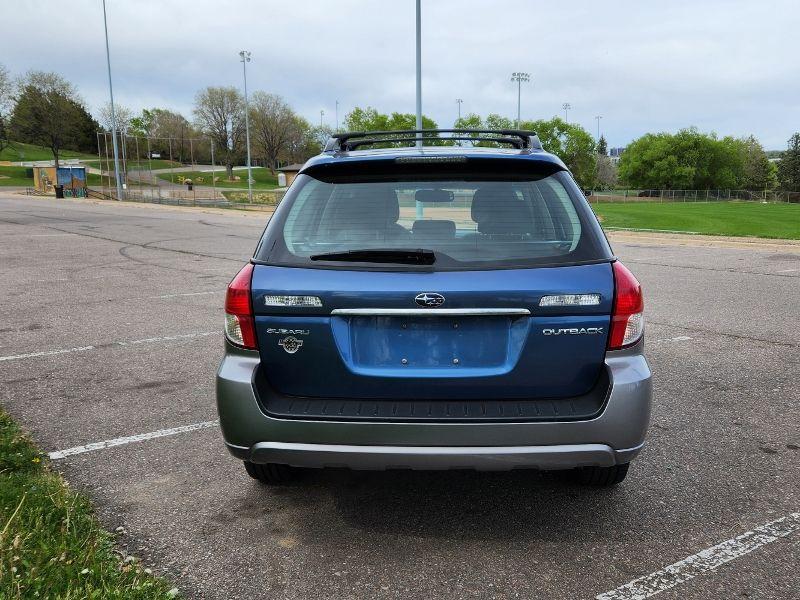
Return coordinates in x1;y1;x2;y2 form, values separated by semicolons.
101;0;123;200
239;50;253;204
562;102;572;123
456;98;463;123
595;115;603;140
511;72;530;128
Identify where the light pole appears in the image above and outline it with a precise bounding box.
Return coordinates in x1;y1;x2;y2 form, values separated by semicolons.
239;50;253;203
415;0;423;147
562;102;572;123
595;115;602;141
335;100;339;132
456;98;463;123
320;109;325;128
101;0;123;200
511;72;530;129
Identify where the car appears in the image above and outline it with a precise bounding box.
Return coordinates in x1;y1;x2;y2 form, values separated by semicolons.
216;129;652;487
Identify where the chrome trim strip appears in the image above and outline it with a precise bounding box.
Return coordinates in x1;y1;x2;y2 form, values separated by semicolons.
330;308;531;317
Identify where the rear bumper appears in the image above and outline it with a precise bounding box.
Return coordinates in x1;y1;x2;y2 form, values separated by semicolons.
225;440;642;470
216;340;652;471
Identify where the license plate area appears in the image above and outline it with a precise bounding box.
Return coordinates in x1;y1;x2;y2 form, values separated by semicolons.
348;315;515;369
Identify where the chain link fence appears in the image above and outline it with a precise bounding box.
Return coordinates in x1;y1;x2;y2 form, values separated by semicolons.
589;189;800;203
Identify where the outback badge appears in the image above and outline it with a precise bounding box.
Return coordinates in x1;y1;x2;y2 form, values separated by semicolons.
278;336;304;354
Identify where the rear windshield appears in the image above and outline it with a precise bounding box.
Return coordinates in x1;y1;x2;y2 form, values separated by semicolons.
255;168;612;271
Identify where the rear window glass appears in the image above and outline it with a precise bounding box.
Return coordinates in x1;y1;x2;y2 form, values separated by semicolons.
256;169;611;271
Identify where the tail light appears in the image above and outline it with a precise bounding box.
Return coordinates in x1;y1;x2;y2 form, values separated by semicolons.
608;261;644;349
224;263;258;349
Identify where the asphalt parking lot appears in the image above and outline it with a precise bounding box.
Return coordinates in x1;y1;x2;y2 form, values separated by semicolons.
1;192;798;600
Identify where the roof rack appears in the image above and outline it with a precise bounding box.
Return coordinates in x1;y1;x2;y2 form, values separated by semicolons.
323;129;543;152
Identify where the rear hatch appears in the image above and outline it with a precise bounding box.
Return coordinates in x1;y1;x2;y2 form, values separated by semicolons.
252;264;612;400
250;154;615;402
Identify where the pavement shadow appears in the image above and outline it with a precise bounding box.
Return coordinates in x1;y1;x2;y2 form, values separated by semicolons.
267;468;644;544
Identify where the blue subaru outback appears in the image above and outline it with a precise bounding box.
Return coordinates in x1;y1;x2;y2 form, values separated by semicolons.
217;129;651;487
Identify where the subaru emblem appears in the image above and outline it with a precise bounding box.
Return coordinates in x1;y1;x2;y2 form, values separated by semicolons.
415;292;445;308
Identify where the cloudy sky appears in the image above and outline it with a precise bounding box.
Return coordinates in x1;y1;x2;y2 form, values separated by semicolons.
3;0;798;149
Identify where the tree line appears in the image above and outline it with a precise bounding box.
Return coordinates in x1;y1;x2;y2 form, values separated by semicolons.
1;62;798;191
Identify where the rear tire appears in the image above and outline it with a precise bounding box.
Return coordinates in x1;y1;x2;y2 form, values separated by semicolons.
573;463;629;487
243;461;297;485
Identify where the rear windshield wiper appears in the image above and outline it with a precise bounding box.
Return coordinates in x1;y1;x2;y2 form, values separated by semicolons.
310;248;436;265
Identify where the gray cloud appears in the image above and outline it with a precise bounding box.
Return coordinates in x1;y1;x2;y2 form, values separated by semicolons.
3;0;798;148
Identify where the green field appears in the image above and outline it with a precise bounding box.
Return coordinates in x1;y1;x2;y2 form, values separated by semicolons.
158;167;279;189
0;142;96;162
0;165;33;186
592;201;800;240
0;409;177;598
86;158;183;171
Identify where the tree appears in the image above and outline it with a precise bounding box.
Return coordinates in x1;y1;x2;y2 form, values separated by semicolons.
739;135;776;190
249;92;298;174
97;102;132;134
10;71;97;166
0;63;13;155
777;133;800;192
521;117;597;187
343;107;438;146
594;155;618;190
193;87;244;179
597;135;608;156
618;128;745;189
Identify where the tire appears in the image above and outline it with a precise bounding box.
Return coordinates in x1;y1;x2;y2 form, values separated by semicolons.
243;461;297;485
573;463;629;487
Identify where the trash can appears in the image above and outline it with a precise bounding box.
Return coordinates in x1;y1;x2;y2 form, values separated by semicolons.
185;179;193;191
55;185;64;198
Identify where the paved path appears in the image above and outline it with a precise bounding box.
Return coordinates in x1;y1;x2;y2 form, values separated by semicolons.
0;193;798;599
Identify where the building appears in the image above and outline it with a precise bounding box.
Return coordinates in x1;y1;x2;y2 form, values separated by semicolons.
276;163;304;187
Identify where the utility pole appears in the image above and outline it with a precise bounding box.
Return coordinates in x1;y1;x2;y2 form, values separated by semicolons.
335;100;339;132
511;72;530;129
456;98;463;123
595;115;602;141
415;0;423;148
101;0;123;200
239;50;253;203
562;102;572;123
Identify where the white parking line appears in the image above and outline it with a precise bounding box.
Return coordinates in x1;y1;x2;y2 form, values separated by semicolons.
654;335;693;343
0;331;219;362
148;290;222;299
49;420;220;460
596;513;800;600
0;346;96;362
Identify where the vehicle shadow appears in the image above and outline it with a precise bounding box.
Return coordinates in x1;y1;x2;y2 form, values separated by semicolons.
269;467;644;543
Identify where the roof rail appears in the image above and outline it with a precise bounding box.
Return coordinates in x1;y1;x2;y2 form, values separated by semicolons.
323;129;542;152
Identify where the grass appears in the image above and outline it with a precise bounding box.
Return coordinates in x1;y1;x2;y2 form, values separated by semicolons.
158;168;279;189
0;142;96;163
0;166;33;186
592;201;800;240
86;158;183;171
0;409;178;598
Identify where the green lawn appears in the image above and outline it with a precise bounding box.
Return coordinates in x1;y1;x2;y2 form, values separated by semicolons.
592;201;800;240
0;165;33;186
158;168;279;189
0;409;178;598
0;142;96;162
85;158;183;171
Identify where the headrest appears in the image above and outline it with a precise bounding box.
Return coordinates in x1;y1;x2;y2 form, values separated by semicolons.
470;185;534;235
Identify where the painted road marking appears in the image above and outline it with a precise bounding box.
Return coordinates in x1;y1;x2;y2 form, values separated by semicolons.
49;420;220;460
149;290;222;299
655;336;693;343
0;331;219;363
0;346;96;362
596;513;800;600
